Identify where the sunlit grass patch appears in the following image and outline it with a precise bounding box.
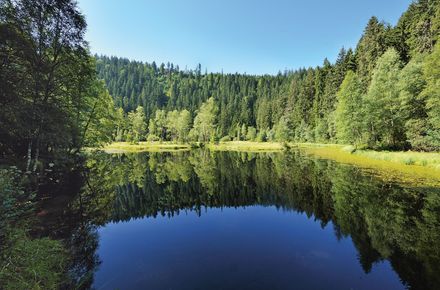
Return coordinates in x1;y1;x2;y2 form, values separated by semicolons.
207;141;283;152
104;142;191;152
300;145;440;186
352;150;440;168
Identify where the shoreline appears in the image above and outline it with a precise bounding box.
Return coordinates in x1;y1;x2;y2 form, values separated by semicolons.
102;141;440;185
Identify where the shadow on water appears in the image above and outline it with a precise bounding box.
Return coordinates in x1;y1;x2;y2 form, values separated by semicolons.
37;149;440;289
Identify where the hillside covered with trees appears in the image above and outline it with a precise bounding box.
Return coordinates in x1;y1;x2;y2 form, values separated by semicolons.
96;0;440;150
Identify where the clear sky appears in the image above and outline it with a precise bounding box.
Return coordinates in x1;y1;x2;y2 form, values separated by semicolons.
77;0;412;75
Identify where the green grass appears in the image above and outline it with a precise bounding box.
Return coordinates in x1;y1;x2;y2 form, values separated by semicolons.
0;229;68;290
104;141;284;152
207;141;284;152
352;149;440;169
104;141;191;152
300;144;440;186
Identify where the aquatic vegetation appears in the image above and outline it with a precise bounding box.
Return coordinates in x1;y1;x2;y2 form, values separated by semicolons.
300;145;440;186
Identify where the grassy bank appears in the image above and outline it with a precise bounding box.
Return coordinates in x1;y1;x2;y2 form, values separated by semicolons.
102;141;440;185
104;142;191;153
104;141;284;153
207;141;284;152
299;144;440;186
0;169;69;290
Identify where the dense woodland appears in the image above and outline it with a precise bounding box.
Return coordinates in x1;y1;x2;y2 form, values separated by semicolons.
96;0;440;150
0;0;116;167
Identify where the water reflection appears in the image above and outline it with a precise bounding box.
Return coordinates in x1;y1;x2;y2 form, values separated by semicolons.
42;150;440;289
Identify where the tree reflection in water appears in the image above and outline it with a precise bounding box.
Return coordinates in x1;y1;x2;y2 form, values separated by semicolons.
39;150;440;290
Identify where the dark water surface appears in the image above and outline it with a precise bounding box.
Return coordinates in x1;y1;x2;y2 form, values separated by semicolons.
39;150;440;289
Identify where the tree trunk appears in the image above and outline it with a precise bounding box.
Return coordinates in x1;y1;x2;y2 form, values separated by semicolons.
26;141;32;172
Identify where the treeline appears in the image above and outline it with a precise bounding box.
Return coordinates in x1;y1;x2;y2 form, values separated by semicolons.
97;0;440;150
115;96;227;143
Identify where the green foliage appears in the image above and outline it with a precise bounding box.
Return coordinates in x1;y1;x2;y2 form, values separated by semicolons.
335;71;364;144
240;124;247;140
0;0;115;165
395;0;440;57
128;106;147;142
256;130;267;142
148;110;167;140
176;110;192;142
364;48;404;148
274;116;292;141
191;97;218;142
0;168;33;234
355;17;391;89
82;80;118;147
398;55;430;150
246;126;257;141
423;42;440;150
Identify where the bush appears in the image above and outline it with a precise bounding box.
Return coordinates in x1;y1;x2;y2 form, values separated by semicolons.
0;168;34;233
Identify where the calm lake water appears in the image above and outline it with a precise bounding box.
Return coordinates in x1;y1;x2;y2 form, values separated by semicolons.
39;150;440;289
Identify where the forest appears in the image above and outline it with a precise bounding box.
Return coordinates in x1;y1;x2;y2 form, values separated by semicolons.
1;0;440;288
95;0;440;151
1;0;440;159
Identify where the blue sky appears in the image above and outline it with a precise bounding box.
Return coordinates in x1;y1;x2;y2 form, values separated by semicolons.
78;0;412;75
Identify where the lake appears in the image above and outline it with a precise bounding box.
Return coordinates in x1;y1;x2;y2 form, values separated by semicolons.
38;150;440;289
